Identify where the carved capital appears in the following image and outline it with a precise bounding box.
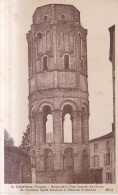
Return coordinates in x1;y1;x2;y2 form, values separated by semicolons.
50;19;57;26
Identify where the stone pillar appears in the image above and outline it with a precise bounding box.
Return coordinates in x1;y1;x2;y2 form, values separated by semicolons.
32;168;36;183
81;36;86;56
74;22;81;71
35;115;40;147
85;115;89;144
78;33;81;58
72;111;81;144
74;150;82;174
72;111;77;144
53;110;63;144
29;117;33;147
36;150;40;171
82;114;88;145
40;155;45;171
51;20;57;67
54;146;62;171
38;113;45;144
31;117;36;146
53;110;63;171
77;111;82;145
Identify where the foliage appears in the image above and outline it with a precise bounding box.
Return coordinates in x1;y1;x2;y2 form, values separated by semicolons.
19;124;30;154
4;129;14;146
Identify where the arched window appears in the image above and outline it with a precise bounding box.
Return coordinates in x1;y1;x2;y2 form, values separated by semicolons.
43;56;48;70
37;32;42;39
81;107;87;144
64;147;74;172
46;114;53;143
64;54;69;70
63;105;73;143
44;15;48;20
43;105;53;143
81;58;84;74
44;149;54;171
61;14;66;20
37;32;43;54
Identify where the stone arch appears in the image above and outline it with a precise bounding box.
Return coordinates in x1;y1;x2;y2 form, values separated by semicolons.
38;101;54;113
62;104;73;143
78;32;82;37
30;105;37;118
60;100;77;112
36;31;43;39
81;103;89;116
40;104;53;144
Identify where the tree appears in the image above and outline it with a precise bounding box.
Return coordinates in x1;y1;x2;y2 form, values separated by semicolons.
19;124;30;154
4;129;14;146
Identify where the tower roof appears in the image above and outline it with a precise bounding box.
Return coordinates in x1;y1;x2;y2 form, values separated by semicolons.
33;4;80;24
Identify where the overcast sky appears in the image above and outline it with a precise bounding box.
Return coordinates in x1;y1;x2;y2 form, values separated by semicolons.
0;0;118;146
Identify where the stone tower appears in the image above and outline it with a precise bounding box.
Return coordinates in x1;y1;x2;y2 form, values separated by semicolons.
26;4;89;183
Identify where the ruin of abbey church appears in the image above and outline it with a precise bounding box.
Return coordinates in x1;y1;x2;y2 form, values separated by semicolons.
26;4;89;183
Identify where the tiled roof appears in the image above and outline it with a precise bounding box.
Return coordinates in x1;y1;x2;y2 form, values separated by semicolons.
89;131;114;143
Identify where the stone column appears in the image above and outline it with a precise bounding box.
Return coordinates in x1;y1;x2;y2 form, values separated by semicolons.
31;117;36;146
35;150;40;171
72;111;81;144
78;33;81;58
81;36;85;56
53;110;63;171
54;146;63;171
32;167;36;183
77;111;82;145
74;22;81;71
51;20;57;67
29;117;33;147
38;112;45;144
40;155;45;171
52;110;63;144
74;150;82;174
85;115;89;144
35;114;40;147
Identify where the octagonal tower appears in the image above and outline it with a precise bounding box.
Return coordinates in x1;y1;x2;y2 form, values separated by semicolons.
26;4;89;183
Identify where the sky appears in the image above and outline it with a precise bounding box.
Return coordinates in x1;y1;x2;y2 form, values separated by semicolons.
0;0;118;146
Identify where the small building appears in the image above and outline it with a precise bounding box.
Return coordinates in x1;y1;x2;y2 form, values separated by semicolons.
89;131;115;183
4;146;32;184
